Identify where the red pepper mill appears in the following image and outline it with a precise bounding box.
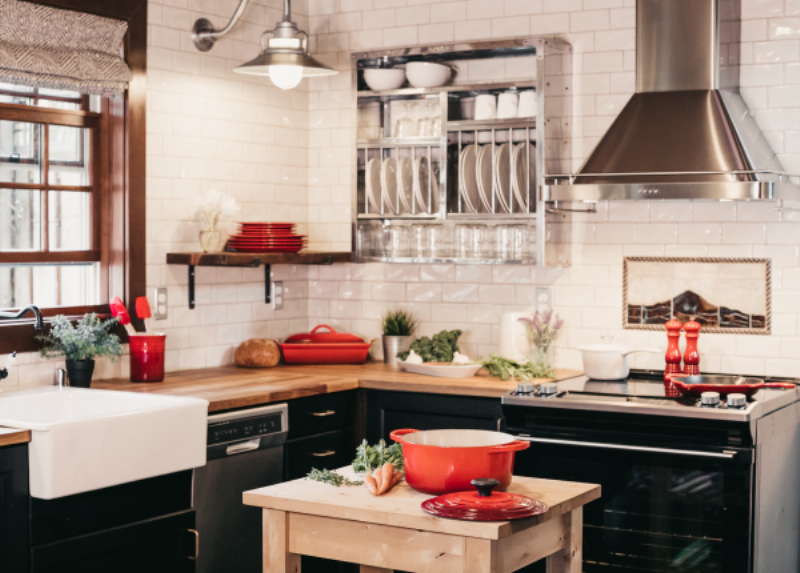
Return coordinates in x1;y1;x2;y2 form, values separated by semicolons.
664;318;683;382
682;319;702;375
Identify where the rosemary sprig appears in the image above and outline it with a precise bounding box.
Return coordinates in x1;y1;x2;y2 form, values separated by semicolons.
306;468;363;487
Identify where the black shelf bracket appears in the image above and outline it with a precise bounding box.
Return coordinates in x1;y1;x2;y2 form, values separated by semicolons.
188;257;268;309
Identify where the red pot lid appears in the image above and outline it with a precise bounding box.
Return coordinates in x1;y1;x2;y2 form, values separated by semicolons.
283;324;367;344
422;479;548;521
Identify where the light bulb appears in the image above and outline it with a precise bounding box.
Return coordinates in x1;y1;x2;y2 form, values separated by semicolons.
269;65;303;90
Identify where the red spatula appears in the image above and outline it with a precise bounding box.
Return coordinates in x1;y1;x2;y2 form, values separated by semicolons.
110;297;137;336
135;297;152;334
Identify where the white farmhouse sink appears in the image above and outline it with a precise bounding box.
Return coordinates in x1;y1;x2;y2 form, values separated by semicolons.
0;386;208;499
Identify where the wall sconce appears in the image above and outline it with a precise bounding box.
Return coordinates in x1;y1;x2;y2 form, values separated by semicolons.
192;0;337;90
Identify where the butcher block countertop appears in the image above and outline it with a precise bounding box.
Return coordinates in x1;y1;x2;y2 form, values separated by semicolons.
0;428;31;447
93;363;581;412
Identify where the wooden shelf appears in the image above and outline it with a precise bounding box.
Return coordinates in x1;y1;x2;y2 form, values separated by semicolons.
166;251;352;267
166;251;352;309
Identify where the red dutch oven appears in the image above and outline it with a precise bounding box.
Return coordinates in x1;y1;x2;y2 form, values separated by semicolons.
390;428;529;495
279;325;373;365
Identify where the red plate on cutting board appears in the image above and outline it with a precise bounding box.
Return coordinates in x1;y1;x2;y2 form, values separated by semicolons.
422;479;548;521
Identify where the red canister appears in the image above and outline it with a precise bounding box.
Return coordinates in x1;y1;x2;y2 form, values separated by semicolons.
129;334;167;382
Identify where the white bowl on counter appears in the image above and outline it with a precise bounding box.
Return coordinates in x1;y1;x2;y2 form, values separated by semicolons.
405;62;453;88
363;68;406;91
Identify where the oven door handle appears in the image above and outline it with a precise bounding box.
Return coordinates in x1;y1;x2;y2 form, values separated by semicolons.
516;436;738;459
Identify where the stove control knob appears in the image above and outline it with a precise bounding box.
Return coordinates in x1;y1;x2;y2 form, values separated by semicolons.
701;391;721;407
540;382;558;396
727;393;747;408
517;383;534;394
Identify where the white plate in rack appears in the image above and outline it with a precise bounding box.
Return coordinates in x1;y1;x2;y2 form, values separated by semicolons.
366;158;381;213
494;143;512;214
398;361;483;378
476;144;494;213
381;157;398;214
396;156;414;212
459;145;479;213
413;156;430;213
511;143;530;212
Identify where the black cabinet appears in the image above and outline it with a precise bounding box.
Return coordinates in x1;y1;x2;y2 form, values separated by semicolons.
31;471;197;573
365;390;504;442
0;444;30;573
285;428;355;481
288;391;355;439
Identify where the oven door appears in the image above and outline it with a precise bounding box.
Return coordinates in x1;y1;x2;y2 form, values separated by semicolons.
512;434;753;573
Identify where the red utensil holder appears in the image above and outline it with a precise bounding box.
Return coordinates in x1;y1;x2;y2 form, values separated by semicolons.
129;334;167;382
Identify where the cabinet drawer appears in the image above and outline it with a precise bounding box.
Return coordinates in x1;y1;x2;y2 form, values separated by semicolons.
288;391;354;439
285;429;355;481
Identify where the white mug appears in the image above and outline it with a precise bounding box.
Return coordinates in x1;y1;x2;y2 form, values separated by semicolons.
475;94;497;120
497;92;519;119
518;90;537;118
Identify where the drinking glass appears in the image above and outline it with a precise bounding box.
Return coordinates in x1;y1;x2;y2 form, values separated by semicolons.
428;101;442;137
357;224;376;256
454;224;492;259
394;103;415;138
428;224;452;258
416;105;432;137
379;225;409;257
496;224;530;260
409;224;428;258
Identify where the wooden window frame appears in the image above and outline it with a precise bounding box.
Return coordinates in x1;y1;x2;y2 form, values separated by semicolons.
0;0;146;354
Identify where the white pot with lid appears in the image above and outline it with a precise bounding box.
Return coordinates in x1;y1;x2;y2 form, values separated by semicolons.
578;336;660;380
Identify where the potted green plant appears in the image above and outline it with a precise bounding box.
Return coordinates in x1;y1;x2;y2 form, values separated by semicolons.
37;314;123;388
381;309;418;367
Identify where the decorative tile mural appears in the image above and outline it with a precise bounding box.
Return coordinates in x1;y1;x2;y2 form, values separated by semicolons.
623;257;771;335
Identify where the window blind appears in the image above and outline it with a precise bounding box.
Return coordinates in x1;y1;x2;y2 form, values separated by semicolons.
0;0;131;95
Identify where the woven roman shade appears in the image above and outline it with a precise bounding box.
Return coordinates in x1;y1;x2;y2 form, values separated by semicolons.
0;0;131;95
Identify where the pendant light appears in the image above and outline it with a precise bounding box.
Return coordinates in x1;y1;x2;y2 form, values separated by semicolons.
191;0;337;90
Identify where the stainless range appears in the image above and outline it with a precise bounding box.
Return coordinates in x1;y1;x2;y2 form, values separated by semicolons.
501;370;800;573
503;371;799;422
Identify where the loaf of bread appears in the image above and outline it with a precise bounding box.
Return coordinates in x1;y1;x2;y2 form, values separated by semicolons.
234;339;281;368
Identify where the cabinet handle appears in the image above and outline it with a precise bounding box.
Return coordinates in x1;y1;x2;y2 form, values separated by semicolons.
187;529;199;560
311;450;336;457
312;410;336;417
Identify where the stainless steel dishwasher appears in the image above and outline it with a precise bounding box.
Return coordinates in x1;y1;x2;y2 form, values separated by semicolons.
193;403;288;573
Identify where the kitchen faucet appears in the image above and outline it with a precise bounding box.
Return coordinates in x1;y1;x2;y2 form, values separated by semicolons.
0;305;44;329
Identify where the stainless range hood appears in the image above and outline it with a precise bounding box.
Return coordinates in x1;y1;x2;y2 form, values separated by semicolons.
543;0;800;202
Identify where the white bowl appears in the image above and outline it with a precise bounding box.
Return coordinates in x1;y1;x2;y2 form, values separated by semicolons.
405;62;453;88
363;68;406;91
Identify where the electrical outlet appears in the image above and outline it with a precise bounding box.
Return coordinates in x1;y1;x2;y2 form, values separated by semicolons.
155;288;168;320
535;287;551;313
272;281;284;310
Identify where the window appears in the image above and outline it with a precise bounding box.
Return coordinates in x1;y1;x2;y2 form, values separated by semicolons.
0;84;105;310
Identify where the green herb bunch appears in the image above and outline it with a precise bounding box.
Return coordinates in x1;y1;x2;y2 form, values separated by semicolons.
479;354;554;380
397;329;462;363
352;439;404;473
37;314;123;362
381;309;418;336
306;468;363;487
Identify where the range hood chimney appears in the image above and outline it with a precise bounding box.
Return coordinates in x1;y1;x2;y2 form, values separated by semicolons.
544;0;800;202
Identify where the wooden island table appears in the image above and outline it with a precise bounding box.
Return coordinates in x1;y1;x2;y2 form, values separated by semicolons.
243;467;600;573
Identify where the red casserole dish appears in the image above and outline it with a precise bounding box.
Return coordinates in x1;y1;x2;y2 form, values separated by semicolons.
279;325;373;365
390;428;529;495
670;375;796;397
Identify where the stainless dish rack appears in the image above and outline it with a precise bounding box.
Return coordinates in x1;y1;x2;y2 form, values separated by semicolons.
351;37;574;266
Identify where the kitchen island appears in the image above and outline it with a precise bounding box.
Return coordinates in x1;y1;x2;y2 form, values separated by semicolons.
244;466;600;573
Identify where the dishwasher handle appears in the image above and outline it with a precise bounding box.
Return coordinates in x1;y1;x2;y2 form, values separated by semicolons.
516;436;738;460
225;437;261;456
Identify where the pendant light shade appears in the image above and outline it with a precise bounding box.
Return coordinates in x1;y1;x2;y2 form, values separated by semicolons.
192;0;337;90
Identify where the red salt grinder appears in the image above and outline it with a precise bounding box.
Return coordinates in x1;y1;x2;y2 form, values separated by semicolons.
664;318;683;383
682;320;701;375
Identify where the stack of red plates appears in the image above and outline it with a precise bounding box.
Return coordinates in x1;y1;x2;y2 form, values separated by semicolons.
226;222;306;253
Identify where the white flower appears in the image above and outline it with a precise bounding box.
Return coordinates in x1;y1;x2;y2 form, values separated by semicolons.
192;189;241;222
